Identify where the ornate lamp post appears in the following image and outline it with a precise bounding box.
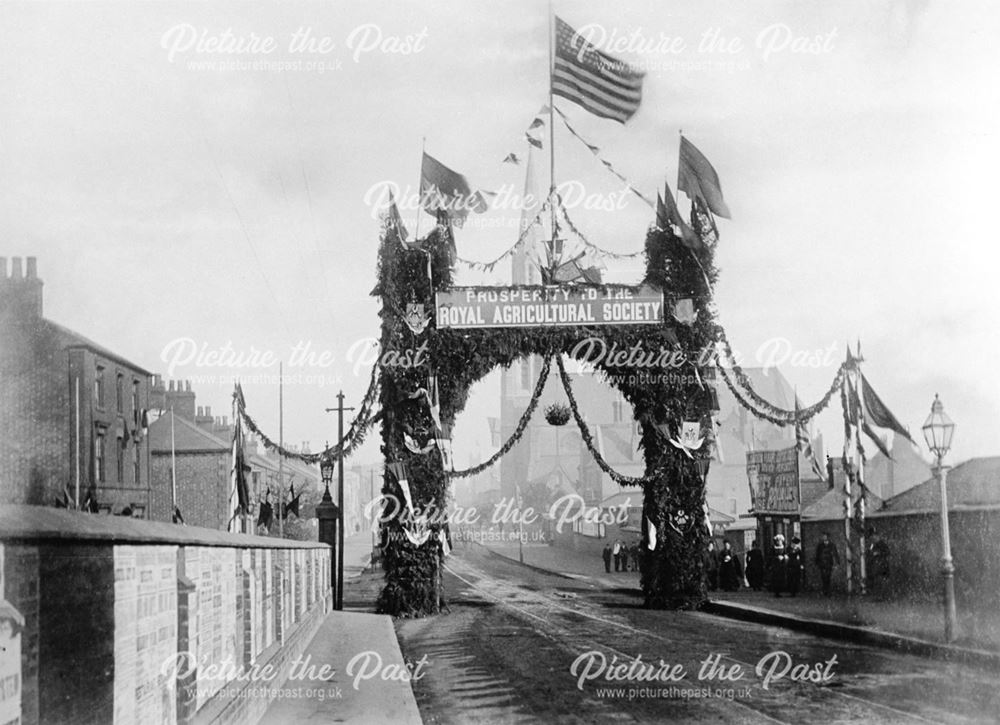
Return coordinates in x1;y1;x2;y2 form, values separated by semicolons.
320;451;335;500
316;446;341;608
921;394;957;642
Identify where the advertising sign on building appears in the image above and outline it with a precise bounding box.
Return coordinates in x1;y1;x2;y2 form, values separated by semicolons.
746;446;801;516
435;284;664;329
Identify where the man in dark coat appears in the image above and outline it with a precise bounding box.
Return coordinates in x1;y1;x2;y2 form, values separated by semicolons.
769;534;789;597
602;544;612;573
718;540;743;591
815;532;840;596
867;529;890;596
704;541;719;591
787;537;805;596
745;539;765;591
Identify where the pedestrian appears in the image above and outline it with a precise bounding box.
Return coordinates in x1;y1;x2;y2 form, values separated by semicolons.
815;532;840;596
631;542;640;572
787;537;804;597
867;528;890;596
704;540;719;591
745;539;765;591
602;543;612;573
613;539;623;572
718;540;743;591
769;534;788;597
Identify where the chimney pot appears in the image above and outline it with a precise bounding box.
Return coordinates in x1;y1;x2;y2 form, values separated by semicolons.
185;380;191;392
205;405;211;416
26;257;37;279
169;380;176;391
11;257;22;279
0;257;6;278
197;406;203;416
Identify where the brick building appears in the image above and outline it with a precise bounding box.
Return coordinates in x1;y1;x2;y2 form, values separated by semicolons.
147;377;320;532
0;257;152;514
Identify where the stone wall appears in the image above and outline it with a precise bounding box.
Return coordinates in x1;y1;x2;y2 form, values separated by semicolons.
0;506;332;725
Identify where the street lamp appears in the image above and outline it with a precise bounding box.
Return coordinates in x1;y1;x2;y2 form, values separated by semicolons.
320;450;335;502
922;394;958;642
316;445;341;608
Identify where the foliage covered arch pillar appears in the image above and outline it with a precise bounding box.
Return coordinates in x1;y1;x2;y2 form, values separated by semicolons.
373;212;719;617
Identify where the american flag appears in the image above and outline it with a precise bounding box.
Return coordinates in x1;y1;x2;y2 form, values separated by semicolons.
552;16;644;124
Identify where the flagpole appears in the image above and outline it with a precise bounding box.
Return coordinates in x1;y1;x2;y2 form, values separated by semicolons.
74;375;80;510
279;361;284;539
843;346;854;595
856;339;867;594
414;136;426;242
547;1;557;255
171;407;177;514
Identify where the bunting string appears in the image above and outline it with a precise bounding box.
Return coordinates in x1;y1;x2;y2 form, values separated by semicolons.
237;360;382;464
450;358;552;478
451;356;552;478
554;192;646;260
454;195;554;272
555;356;659;485
554;106;655;208
713;327;849;426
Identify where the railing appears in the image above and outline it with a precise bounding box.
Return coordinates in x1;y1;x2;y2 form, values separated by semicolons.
0;505;332;725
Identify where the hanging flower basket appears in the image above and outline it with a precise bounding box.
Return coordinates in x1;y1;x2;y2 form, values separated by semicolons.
544;402;571;426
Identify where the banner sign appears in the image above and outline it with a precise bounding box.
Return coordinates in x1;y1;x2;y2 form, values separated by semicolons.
746;446;801;516
435;284;664;329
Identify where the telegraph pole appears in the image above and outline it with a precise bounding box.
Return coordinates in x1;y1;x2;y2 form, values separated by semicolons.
326;391;354;610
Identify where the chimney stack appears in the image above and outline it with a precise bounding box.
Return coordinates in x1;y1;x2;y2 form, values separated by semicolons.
0;256;44;320
164;378;196;420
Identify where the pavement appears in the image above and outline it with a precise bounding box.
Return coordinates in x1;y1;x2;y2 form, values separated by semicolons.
479;538;1000;670
260;533;423;725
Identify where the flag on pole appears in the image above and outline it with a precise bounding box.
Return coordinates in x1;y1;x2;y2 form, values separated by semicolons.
658;181;701;249
420;152;490;225
678;136;731;219
231;384;251;521
386;191;410;246
795;398;828;480
552;16;645;124
861;373;915;444
283;484;301;519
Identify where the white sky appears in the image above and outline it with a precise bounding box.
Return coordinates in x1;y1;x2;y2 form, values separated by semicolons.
2;0;998;466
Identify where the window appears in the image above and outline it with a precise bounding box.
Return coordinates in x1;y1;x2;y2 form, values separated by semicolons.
95;430;106;482
94;366;105;407
132;380;140;423
133;444;141;484
117;439;125;482
116;373;124;413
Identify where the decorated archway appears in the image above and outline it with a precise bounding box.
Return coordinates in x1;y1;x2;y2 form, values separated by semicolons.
372;202;721;617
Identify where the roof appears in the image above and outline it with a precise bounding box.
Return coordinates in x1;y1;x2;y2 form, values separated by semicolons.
48;320;153;375
801;484;883;521
880;457;1000;514
149;413;231;454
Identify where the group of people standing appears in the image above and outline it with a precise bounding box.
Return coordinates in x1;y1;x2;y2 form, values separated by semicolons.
705;534;812;597
602;539;640;572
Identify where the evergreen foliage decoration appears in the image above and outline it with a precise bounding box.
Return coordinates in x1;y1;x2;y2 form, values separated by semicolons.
373;202;720;616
